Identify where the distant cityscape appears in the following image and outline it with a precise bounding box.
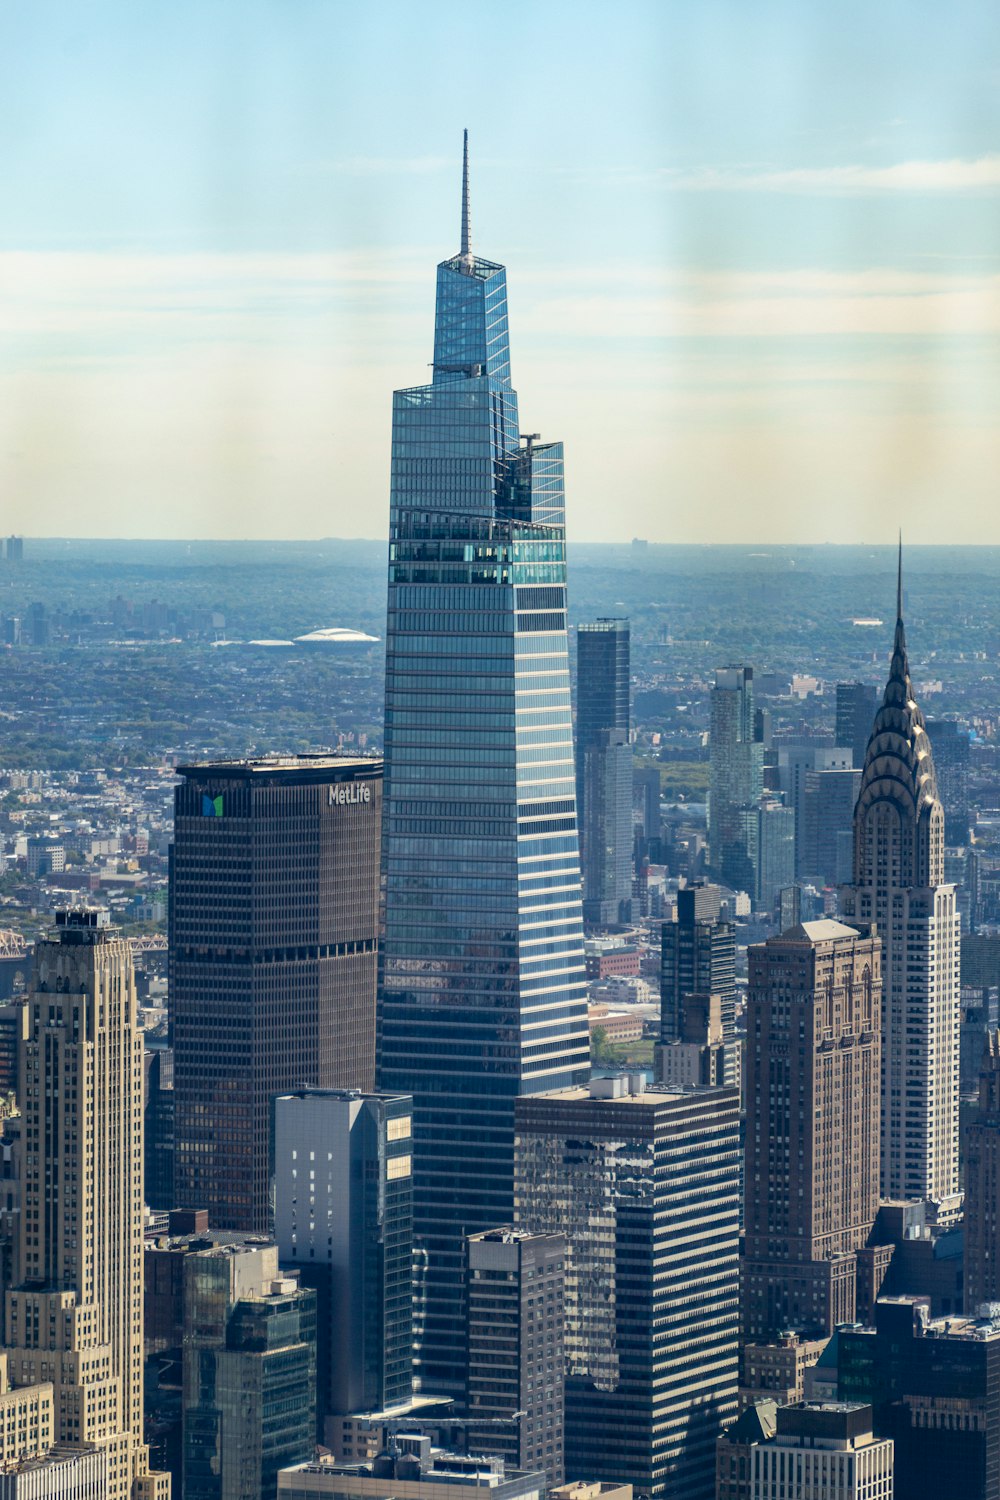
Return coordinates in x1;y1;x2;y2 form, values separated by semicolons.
2;148;1000;1500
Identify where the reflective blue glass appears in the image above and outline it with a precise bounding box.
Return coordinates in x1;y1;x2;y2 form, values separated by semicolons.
378;230;589;1393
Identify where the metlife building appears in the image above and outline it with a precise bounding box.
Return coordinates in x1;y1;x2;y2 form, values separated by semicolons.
171;755;382;1232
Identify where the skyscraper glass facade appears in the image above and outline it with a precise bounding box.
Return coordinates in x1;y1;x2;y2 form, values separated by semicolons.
576;620;632;927
378;153;590;1393
709;665;764;891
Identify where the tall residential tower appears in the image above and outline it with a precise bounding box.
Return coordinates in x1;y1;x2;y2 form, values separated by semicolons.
840;549;960;1205
708;665;763;892
377;134;589;1393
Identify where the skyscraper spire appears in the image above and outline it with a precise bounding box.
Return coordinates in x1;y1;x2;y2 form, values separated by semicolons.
459;127;473;271
842;531;958;1210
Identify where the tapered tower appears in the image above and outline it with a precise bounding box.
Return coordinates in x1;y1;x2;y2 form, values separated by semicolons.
840;546;959;1205
377;134;589;1393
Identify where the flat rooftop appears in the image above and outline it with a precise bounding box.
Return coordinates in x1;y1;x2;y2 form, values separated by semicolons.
177;754;381;783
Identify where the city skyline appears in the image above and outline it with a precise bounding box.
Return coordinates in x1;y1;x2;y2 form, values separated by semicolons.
2;2;999;544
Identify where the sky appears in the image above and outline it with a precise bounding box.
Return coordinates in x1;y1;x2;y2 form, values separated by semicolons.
2;0;1000;543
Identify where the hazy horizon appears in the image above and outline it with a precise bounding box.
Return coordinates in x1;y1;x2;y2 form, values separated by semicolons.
2;2;999;545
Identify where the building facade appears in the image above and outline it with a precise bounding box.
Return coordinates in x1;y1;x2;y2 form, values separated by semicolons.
926;718;972;846
182;1243;316;1500
840;559;960;1206
277;1442;544;1500
838;1297;1000;1500
743;920;882;1342
576;620;632;928
170;755;382;1232
777;745;853;877
514;1078;741;1500
377;134;589;1392
802;769;862;888
2;910;168;1499
659;885;737;1084
0;1445;107;1499
466;1228;565;1485
835;683;879;772
709;667;764;891
750;1403;893;1500
964;1028;1000;1311
741;795;795;912
272;1089;413;1440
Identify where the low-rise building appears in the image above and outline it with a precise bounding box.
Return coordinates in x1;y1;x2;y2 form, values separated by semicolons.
277;1440;543;1500
751;1403;892;1500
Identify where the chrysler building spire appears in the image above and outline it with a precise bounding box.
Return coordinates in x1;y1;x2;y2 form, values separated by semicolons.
841;546;958;1206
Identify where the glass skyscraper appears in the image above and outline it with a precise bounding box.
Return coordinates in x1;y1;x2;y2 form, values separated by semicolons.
576;618;633;928
377;134;590;1393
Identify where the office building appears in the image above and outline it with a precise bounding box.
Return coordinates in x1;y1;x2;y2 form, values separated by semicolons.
964;1028;1000;1311
857;1200;963;1319
716;1403;777;1500
926;718;972;845
576;620;632;927
743;920;881;1342
777;745;853;876
514;1078;740;1499
801;769;862;887
838;1297;1000;1500
840;554;960;1206
144;1045;174;1213
739;1333;828;1412
660;884;737;1085
709;666;763;891
0;1354;54;1466
634;766;662;861
377;134;589;1392
654;991;727;1088
0;1113;22;1304
3;538;23;565
277;1440;544;1500
3;910;168;1498
0;1444;107;1499
25;838;64;880
466;1228;565;1485
171;754;381;1232
750;1404;893;1500
740;794;795;911
835;683;879;771
272;1089;413;1441
548;1486;631;1500
144;1213;264;1490
182;1242;316;1500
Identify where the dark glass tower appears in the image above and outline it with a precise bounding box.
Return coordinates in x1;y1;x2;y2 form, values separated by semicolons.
378;134;590;1393
835;681;879;770
660;885;736;1046
171;755;382;1233
576;619;633;927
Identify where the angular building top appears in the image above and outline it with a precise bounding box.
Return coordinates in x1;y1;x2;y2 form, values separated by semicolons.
852;544;942;889
379;132;588;1392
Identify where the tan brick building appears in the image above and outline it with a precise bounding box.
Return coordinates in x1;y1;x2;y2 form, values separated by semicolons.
743;919;881;1342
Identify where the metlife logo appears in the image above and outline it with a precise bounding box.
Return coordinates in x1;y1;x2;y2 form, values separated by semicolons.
328;782;372;807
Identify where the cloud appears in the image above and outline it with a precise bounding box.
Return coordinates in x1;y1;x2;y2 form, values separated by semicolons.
522;267;1000;340
659;155;1000;195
